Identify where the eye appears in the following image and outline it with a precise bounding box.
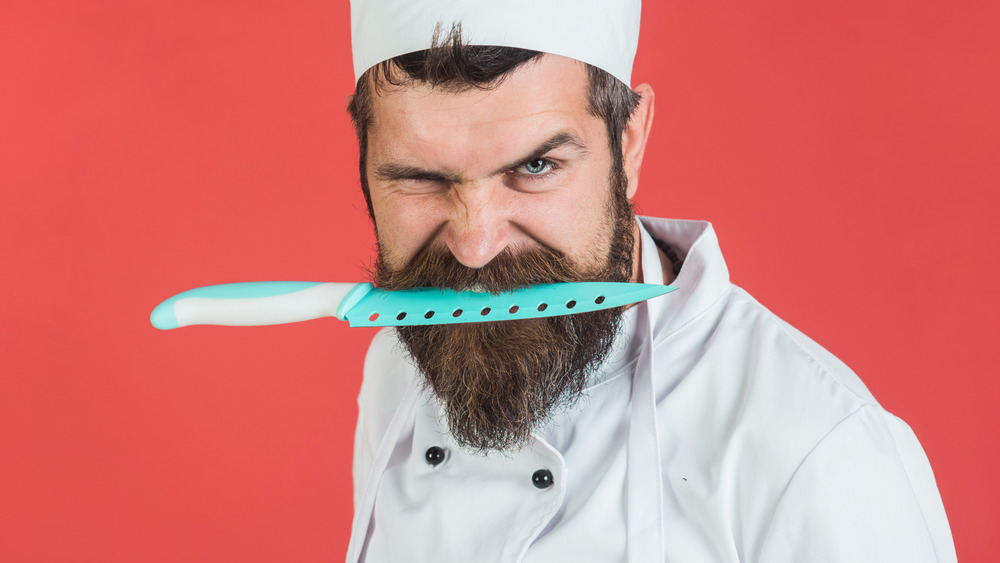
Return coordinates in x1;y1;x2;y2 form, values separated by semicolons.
517;158;553;176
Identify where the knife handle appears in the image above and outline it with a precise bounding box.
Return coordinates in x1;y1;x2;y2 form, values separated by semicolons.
150;282;373;330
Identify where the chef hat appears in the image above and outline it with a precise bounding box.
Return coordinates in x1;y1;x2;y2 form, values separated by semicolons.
350;0;641;87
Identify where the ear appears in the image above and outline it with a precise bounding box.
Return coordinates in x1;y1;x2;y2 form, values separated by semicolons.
622;83;655;199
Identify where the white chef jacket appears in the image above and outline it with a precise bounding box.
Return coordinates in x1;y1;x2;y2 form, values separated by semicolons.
347;217;956;562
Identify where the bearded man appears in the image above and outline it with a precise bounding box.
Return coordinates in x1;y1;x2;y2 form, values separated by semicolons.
345;2;955;562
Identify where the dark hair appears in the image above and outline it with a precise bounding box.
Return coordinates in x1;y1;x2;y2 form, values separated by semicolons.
347;24;641;223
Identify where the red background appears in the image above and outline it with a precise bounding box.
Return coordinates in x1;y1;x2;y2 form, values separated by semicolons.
1;0;997;560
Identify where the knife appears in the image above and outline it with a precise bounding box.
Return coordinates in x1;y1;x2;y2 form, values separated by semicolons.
150;281;677;330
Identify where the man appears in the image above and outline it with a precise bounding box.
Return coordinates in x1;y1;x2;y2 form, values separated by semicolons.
345;1;955;561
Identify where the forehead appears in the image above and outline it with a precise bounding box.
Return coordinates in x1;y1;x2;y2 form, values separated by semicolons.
366;55;599;169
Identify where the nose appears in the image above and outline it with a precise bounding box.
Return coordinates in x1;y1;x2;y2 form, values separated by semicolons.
443;181;511;269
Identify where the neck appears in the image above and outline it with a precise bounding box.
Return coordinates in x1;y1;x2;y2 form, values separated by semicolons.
630;220;677;286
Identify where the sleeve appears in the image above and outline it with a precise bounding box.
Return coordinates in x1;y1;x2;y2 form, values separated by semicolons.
757;405;956;562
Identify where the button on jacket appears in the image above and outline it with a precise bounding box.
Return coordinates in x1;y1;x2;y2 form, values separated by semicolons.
348;217;956;562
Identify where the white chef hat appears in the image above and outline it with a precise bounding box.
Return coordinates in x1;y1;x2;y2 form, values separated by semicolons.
350;0;642;87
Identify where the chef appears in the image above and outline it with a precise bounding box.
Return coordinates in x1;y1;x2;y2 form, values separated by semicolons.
344;1;956;561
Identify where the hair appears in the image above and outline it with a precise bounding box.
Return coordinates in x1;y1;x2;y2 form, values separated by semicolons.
347;23;642;223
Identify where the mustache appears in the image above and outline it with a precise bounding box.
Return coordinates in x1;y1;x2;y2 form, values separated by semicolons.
372;244;605;294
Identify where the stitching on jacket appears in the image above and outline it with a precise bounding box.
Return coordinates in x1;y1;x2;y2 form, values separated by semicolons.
755;404;866;559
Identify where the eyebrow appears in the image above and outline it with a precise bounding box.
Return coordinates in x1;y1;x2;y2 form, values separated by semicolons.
372;131;589;183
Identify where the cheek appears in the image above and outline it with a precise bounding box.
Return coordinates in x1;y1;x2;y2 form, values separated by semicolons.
516;178;613;260
371;191;449;266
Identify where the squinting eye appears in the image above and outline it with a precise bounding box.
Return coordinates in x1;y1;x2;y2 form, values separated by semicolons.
518;159;553;175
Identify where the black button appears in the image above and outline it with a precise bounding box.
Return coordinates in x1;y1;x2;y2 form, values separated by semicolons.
425;446;446;466
532;469;554;489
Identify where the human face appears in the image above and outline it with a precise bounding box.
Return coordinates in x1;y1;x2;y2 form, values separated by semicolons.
364;54;632;278
362;55;647;452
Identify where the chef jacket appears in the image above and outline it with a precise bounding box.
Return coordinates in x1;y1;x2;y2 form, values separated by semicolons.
347;217;956;562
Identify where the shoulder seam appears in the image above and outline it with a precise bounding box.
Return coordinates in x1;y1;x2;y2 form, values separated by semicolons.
756;404;867;558
756;404;941;561
728;287;876;406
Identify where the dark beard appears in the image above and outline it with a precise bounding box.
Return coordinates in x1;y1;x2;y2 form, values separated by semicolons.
373;180;636;453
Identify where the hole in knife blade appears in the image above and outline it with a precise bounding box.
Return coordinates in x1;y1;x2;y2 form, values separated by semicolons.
509;305;519;314
480;307;491;316
424;311;435;319
452;309;462;317
369;313;379;322
396;312;407;321
566;300;577;309
537;303;548;312
595;296;605;304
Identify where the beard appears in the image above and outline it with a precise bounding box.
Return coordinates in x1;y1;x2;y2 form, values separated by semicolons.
372;175;636;453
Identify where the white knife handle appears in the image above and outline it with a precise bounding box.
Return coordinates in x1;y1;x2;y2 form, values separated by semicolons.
150;282;373;329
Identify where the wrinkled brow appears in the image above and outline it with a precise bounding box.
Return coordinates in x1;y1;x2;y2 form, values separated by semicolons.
372;131;588;183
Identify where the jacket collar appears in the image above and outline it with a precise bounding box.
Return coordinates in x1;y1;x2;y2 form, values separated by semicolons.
637;217;732;341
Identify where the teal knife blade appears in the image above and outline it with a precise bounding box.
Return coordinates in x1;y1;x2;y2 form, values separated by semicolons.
342;282;677;327
150;281;677;330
